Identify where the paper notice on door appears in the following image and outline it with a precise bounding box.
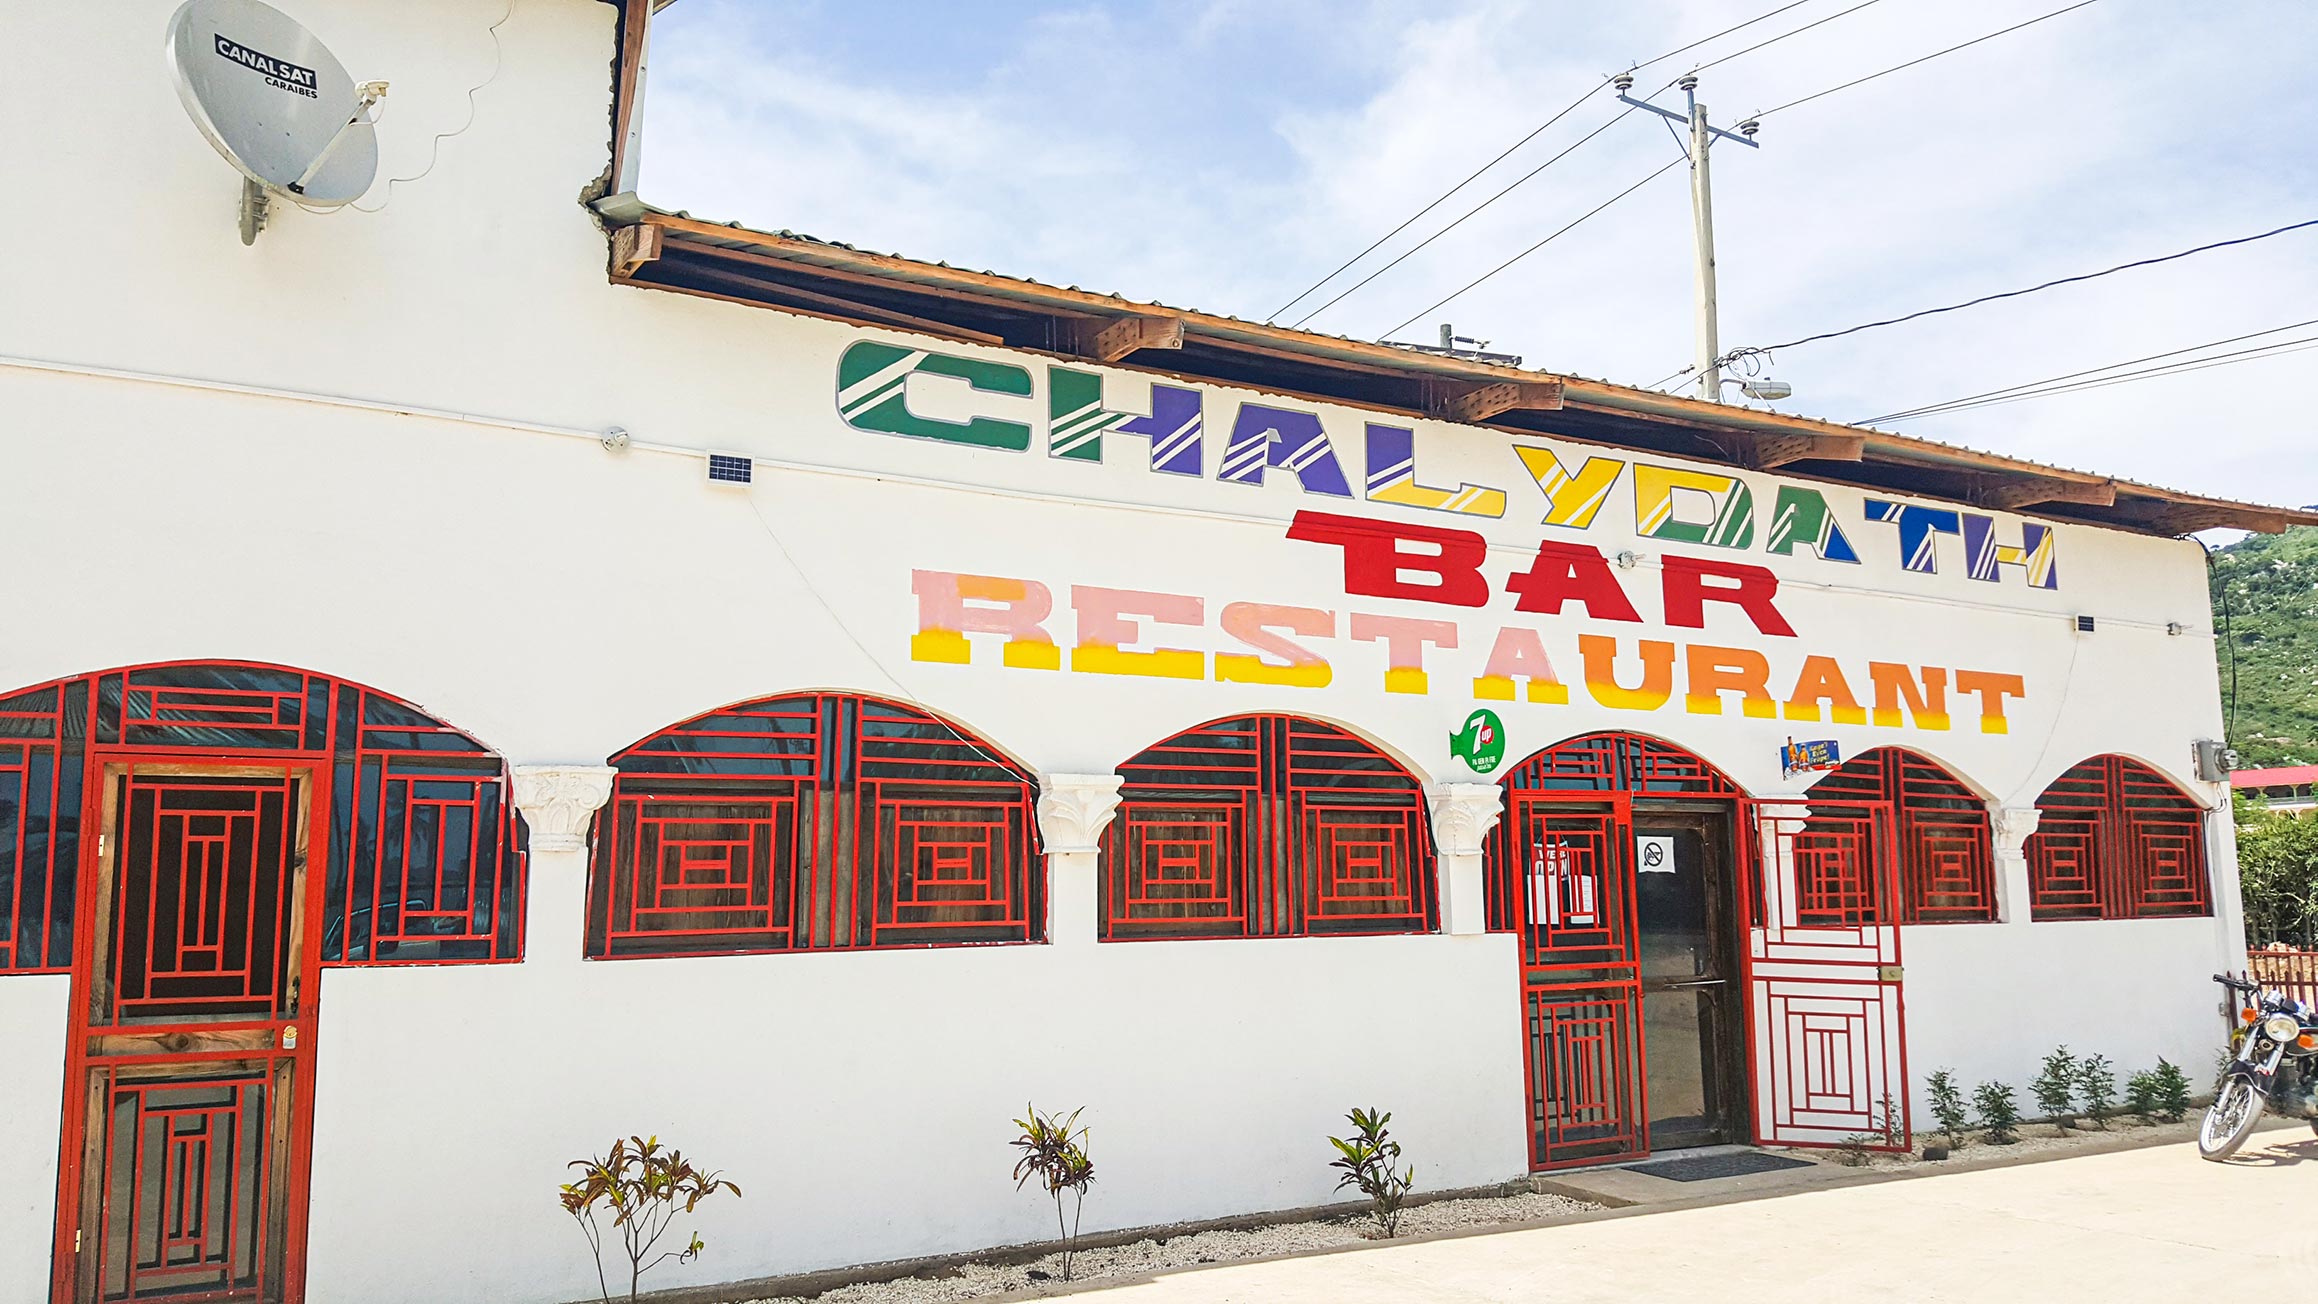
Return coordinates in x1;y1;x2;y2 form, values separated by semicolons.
1529;841;1597;926
1636;834;1677;874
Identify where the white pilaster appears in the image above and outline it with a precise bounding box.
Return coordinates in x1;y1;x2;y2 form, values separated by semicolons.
1425;783;1504;936
512;765;617;965
1989;804;2041;925
1036;774;1124;948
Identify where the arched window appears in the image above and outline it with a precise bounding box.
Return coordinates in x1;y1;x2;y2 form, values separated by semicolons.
1099;715;1434;940
1483;732;1740;934
2027;755;2210;920
0;661;522;972
588;693;1041;958
1807;748;1995;924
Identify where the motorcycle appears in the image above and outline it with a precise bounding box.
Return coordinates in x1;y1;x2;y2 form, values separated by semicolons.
2198;973;2318;1161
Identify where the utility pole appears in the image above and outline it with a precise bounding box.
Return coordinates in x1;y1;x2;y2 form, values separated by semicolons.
1615;74;1760;402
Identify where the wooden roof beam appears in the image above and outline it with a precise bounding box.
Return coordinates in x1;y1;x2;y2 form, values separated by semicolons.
1061;314;1184;363
1430;380;1564;425
1971;474;2117;511
1740;430;1864;470
611;223;663;277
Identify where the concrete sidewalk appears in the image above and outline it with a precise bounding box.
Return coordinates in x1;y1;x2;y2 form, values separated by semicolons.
1056;1126;2318;1302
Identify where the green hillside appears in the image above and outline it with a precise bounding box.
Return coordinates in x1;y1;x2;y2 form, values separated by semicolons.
2208;525;2318;768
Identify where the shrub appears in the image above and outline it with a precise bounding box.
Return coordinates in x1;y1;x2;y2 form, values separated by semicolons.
2075;1054;2117;1126
2151;1059;2194;1122
2125;1068;2162;1120
1973;1081;2021;1144
1328;1107;1417;1239
2031;1046;2077;1128
1833;1134;1875;1166
1880;1090;1903;1149
560;1135;741;1304
1011;1105;1096;1281
1925;1069;1970;1148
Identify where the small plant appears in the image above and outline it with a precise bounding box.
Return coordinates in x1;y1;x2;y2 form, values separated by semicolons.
2075;1054;2117;1127
1833;1134;1875;1166
2150;1059;2193;1122
1879;1090;1903;1150
1327;1107;1417;1239
1973;1081;2021;1144
1925;1069;1970;1149
1011;1105;1096;1281
2031;1046;2078;1130
560;1135;741;1304
2125;1068;2162;1120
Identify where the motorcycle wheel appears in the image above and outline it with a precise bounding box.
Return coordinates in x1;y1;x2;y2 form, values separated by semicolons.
2198;1076;2264;1161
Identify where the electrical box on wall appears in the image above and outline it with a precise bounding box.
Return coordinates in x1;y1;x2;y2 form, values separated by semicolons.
2193;739;2240;782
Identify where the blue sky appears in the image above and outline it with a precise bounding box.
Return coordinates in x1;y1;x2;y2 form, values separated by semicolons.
636;0;2318;513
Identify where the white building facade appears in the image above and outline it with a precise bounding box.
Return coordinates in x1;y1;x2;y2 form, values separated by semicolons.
2;3;2301;1302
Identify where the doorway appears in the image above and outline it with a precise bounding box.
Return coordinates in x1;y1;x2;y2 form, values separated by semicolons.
58;762;319;1304
1632;809;1744;1151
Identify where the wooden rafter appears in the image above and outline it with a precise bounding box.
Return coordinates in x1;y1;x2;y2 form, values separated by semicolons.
1429;380;1564;425
611;223;662;277
1742;430;1864;469
1061;314;1184;363
1971;475;2117;511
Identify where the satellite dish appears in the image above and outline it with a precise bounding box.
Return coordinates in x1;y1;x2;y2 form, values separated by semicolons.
165;0;383;242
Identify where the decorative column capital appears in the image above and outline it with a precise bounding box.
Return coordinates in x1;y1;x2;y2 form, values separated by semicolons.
512;766;618;853
1990;804;2042;855
1036;774;1125;854
1424;783;1504;856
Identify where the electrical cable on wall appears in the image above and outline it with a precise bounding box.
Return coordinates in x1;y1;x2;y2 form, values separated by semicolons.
293;0;518;216
2200;538;2241;746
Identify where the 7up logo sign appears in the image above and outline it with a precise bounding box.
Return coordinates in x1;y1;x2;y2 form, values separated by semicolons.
1449;709;1506;775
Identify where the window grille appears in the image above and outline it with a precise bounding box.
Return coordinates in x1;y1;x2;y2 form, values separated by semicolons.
0;662;523;973
1099;715;1434;940
2027;755;2210;920
589;693;1041;958
1483;733;1740;933
1806;749;1996;924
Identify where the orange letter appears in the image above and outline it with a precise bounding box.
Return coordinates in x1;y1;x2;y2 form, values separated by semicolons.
1953;669;2026;734
1870;662;1950;730
1071;586;1205;679
1216;603;1334;688
1685;644;1776;717
1350;613;1459;694
1784;655;1866;725
910;570;1059;669
1579;634;1675;711
1473;627;1570;704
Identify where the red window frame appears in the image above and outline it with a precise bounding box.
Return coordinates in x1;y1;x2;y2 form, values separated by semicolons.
0;661;523;973
1099;715;1435;941
588;692;1042;959
1805;748;1996;925
2027;755;2210;920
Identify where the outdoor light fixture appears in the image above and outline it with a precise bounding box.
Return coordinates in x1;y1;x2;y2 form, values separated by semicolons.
1721;377;1794;402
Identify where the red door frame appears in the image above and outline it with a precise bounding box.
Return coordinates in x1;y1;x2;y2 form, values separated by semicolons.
50;749;329;1304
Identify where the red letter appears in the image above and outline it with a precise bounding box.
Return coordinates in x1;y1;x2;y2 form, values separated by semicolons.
1661;555;1795;637
1504;541;1641;622
1287;510;1489;607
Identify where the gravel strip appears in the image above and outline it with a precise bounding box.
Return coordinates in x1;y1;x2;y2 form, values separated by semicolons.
738;1191;1598;1304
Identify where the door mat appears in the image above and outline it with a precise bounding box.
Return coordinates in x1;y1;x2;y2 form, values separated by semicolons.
1623;1152;1816;1182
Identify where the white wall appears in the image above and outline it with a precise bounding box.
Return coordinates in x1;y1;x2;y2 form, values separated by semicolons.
1901;916;2242;1111
305;933;1524;1303
0;1;2256;1300
0;978;69;1304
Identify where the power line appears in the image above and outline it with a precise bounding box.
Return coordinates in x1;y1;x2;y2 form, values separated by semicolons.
1725;218;2318;361
1867;335;2318;422
1289;108;1642;328
1686;0;1886;81
1865;318;2318;421
1378;156;1687;342
1755;0;2107;119
1263;0;1824;324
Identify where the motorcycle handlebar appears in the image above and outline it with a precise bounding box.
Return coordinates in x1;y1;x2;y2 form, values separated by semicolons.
2213;973;2261;994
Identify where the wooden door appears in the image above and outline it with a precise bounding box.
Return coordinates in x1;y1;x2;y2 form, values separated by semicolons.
57;764;317;1304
